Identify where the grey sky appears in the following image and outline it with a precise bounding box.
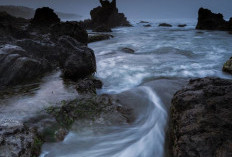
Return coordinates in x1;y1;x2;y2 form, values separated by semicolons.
0;0;231;20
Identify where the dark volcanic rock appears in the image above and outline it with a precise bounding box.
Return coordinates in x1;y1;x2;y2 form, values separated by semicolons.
178;24;187;27
30;7;60;27
139;21;149;24
222;57;232;74
88;34;113;43
159;23;172;27
196;8;232;31
51;22;88;44
90;0;131;29
170;77;232;157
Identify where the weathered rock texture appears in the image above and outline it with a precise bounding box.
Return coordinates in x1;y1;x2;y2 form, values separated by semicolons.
90;0;131;29
196;8;232;31
170;77;232;157
0;9;96;88
223;57;232;74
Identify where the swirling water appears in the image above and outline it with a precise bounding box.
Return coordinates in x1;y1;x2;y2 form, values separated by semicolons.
40;19;232;157
1;19;232;157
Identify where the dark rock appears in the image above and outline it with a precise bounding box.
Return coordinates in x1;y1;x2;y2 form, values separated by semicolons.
222;57;232;74
229;31;232;34
0;11;30;39
121;47;135;54
62;42;96;80
178;24;187;27
50;21;88;44
88;34;113;43
76;78;103;95
196;8;232;31
143;24;151;27
170;77;232;157
159;23;172;27
93;25;112;32
90;0;131;29
30;7;60;27
139;21;149;24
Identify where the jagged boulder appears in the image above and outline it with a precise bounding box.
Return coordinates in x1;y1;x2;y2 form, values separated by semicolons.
196;8;232;31
90;0;131;29
50;22;88;44
170;77;232;157
30;7;60;27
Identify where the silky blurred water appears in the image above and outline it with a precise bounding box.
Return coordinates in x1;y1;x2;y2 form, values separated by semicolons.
1;19;232;157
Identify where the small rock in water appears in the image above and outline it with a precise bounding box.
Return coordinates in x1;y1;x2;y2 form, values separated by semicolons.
121;47;135;54
76;78;103;95
139;21;149;23
143;24;151;27
178;24;187;27
88;34;113;43
222;57;232;74
158;23;172;27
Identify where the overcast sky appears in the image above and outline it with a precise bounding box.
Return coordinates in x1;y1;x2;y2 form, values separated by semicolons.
0;0;231;20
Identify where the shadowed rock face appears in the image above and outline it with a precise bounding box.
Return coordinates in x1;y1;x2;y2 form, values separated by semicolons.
223;57;232;74
30;7;60;27
90;0;131;29
170;78;232;157
196;8;232;31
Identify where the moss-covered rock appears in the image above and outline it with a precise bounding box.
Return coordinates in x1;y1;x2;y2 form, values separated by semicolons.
223;57;232;74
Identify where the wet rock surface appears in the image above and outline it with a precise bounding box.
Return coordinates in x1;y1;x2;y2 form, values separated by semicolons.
121;47;135;54
223;57;232;74
92;25;112;32
170;77;232;157
0;8;96;88
196;8;232;31
89;0;131;29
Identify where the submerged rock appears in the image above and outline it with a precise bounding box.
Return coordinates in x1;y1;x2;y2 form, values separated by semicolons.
159;23;172;27
139;21;149;23
90;0;131;29
47;94;134;128
143;24;151;27
196;8;232;31
121;47;135;54
170;77;232;157
88;34;113;43
30;7;60;27
178;24;187;27
222;57;232;74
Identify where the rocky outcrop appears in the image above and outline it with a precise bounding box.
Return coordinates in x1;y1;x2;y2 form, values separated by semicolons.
121;47;135;54
170;77;232;157
50;22;88;44
76;78;103;95
159;23;172;27
222;57;232;74
90;0;131;29
30;7;60;27
143;24;151;27
0;7;96;88
196;8;232;31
